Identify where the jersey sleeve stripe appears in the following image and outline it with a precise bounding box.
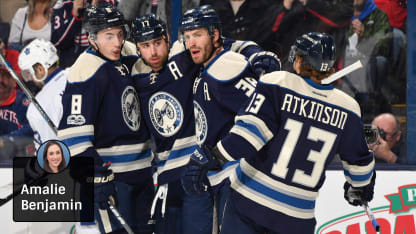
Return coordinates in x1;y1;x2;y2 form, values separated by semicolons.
230;125;265;151
217;141;236;162
235;115;274;141
68;141;93;156
58;125;94;139
157;135;197;160
98;149;152;163
341;159;375;174
110;156;153;173
341;159;375;187
96;141;152;155
207;160;239;186
230;40;259;54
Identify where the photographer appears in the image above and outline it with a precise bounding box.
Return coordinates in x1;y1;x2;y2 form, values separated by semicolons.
369;113;407;164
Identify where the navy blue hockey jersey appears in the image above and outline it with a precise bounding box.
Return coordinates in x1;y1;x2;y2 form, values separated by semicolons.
193;49;257;148
58;42;153;184
51;1;83;50
133;44;200;185
218;71;375;233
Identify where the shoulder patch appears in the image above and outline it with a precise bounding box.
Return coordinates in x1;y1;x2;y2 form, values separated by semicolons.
206;51;248;81
68;52;106;83
332;89;361;117
259;71;291;85
132;58;152;76
121;41;138;56
169;41;186;58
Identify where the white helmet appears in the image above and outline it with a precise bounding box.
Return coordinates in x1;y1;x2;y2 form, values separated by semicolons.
18;39;59;82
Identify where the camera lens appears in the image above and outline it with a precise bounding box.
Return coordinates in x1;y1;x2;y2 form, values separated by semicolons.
364;124;378;145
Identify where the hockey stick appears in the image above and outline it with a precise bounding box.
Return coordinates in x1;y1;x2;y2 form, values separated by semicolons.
107;196;135;234
0;172;47;207
0;53;58;135
321;60;363;85
151;0;158;15
363;202;380;232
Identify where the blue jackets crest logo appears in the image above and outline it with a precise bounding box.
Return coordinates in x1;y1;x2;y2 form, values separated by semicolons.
193;101;207;145
121;86;140;131
149;92;183;137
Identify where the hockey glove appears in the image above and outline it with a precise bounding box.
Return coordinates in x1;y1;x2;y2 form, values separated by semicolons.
248;51;281;77
344;170;376;206
181;147;211;195
93;163;116;209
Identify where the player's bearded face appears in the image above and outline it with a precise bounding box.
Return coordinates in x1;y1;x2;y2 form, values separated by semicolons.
95;27;125;61
138;37;169;72
184;28;213;65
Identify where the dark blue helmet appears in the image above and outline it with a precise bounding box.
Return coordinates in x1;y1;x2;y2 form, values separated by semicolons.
288;32;336;72
131;14;168;43
83;1;128;36
179;5;222;38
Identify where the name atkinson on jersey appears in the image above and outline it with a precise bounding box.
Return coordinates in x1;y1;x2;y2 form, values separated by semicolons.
281;93;348;130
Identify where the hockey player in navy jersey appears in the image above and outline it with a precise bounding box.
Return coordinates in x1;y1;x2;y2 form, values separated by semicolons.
179;4;280;232
18;39;67;149
131;14;206;234
210;32;376;234
58;3;154;233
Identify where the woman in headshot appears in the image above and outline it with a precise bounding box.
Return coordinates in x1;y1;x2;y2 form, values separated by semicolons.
43;140;66;173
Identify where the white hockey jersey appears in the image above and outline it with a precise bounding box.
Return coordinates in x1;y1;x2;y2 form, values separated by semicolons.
26;68;68;149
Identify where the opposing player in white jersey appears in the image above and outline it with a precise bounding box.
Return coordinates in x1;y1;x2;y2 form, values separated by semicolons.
18;39;67;149
210;32;376;234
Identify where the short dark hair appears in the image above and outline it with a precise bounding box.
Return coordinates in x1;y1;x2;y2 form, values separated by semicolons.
43;141;66;173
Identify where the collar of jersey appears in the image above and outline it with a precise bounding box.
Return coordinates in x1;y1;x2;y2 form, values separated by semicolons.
302;76;334;90
45;67;63;84
0;88;17;106
201;48;228;73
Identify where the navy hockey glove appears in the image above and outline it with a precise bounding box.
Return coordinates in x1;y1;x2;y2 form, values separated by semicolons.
181;147;211;195
248;51;281;77
344;170;376;206
93;163;116;209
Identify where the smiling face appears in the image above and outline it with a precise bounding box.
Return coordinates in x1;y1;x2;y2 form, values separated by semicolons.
92;26;125;61
137;37;169;71
183;28;216;66
46;144;62;172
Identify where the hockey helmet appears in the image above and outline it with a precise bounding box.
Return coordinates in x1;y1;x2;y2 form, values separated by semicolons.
179;5;222;38
83;1;128;38
288;32;335;72
131;14;168;43
18;38;59;82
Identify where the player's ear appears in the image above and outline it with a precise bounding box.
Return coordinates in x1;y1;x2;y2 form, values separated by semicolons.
213;29;220;47
88;35;98;50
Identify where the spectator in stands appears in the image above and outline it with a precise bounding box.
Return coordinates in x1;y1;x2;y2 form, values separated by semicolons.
370;113;407;164
0;38;21;77
374;0;406;33
0;64;34;159
8;0;84;64
337;0;392;123
199;0;271;40
246;0;352;70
